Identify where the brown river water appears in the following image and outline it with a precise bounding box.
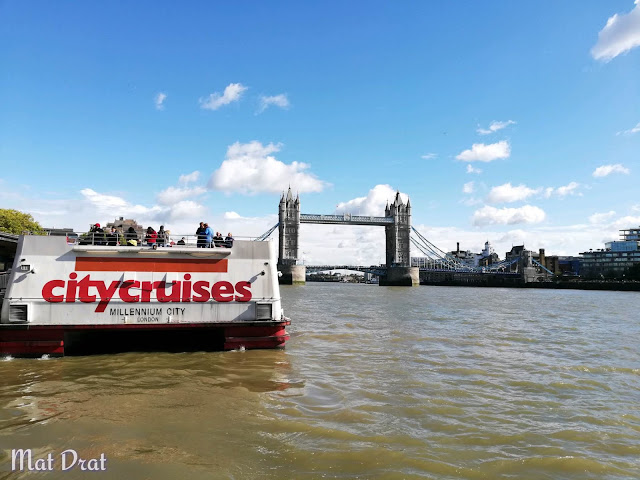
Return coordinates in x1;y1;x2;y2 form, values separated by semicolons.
1;284;639;479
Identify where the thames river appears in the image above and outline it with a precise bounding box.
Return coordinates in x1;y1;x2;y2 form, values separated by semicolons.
1;284;639;479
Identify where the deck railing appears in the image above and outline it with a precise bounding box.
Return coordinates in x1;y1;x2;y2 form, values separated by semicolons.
64;232;259;248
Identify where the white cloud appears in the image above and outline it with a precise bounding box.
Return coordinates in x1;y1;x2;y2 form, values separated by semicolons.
456;141;511;162
79;188;162;218
179;171;200;185
591;1;640;61
81;188;140;212
199;83;248;110
592;164;631;177
466;164;482;174
209;141;328;195
462;181;475;194
155;92;167;110
616;122;640;136
612;215;640;229
589;211;617;224
166;201;207;222
477;120;516;135
421;153;437;160
632;204;640;212
156;186;206;206
78;188;210;233
335;184;408;217
487;183;540;204
224;211;243;220
553;181;580;197
257;94;290;113
460;196;483;207
472;205;546;226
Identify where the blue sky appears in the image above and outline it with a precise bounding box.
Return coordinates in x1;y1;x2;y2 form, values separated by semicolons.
1;1;639;263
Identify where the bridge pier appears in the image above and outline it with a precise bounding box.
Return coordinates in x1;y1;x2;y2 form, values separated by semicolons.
278;264;306;285
379;266;419;287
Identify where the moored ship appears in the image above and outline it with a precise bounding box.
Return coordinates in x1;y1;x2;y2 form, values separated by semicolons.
0;234;290;357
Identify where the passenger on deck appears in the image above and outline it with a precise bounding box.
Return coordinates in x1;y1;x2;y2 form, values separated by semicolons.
224;232;234;248
196;222;206;248
145;227;157;246
91;223;105;246
157;225;167;247
177;237;186;245
204;223;214;247
107;227;118;246
213;231;224;247
125;227;138;246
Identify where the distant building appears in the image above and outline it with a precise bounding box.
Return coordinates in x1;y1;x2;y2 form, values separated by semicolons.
558;256;582;276
412;240;501;269
580;226;640;277
105;217;145;239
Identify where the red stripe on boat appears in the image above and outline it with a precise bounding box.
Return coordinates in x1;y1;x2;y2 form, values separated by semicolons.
75;257;228;273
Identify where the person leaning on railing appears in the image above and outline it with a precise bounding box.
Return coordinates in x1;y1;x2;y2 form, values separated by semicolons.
79;223;105;245
145;226;157;246
125;227;138;246
157;225;167;247
224;232;234;248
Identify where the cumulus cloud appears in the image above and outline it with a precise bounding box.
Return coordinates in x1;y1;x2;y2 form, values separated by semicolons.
487;183;540;204
616;122;640;135
79;188;209;232
421;153;437;160
589;211;617;224
612;215;640;228
591;1;640;61
179;171;200;184
156;186;206;206
466;164;482;174
79;189;155;218
477;120;516;135
257;94;290;113
553;181;580;197
472;205;546;226
209;141;328;195
592;164;630;177
456;141;511;162
335;184;408;217
166;200;207;221
544;182;581;198
462;181;475;194
155;92;167;110
199;83;248;110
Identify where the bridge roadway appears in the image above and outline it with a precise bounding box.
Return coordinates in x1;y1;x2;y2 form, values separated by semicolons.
306;265;522;276
306;265;386;275
300;214;393;226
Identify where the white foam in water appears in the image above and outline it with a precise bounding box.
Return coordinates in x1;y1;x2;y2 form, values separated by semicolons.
38;354;51;361
2;355;13;362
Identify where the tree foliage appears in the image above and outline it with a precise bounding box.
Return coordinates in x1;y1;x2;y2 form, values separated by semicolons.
0;209;44;235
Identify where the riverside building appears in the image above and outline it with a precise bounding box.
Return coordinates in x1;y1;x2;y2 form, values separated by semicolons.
580;226;640;277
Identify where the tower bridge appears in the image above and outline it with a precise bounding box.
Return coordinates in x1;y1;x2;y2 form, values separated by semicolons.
259;187;551;286
275;187;417;286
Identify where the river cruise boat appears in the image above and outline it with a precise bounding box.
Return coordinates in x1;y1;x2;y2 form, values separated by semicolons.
0;234;290;357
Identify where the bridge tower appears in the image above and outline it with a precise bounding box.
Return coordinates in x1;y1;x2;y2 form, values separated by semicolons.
277;187;305;284
381;192;419;286
385;192;411;266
